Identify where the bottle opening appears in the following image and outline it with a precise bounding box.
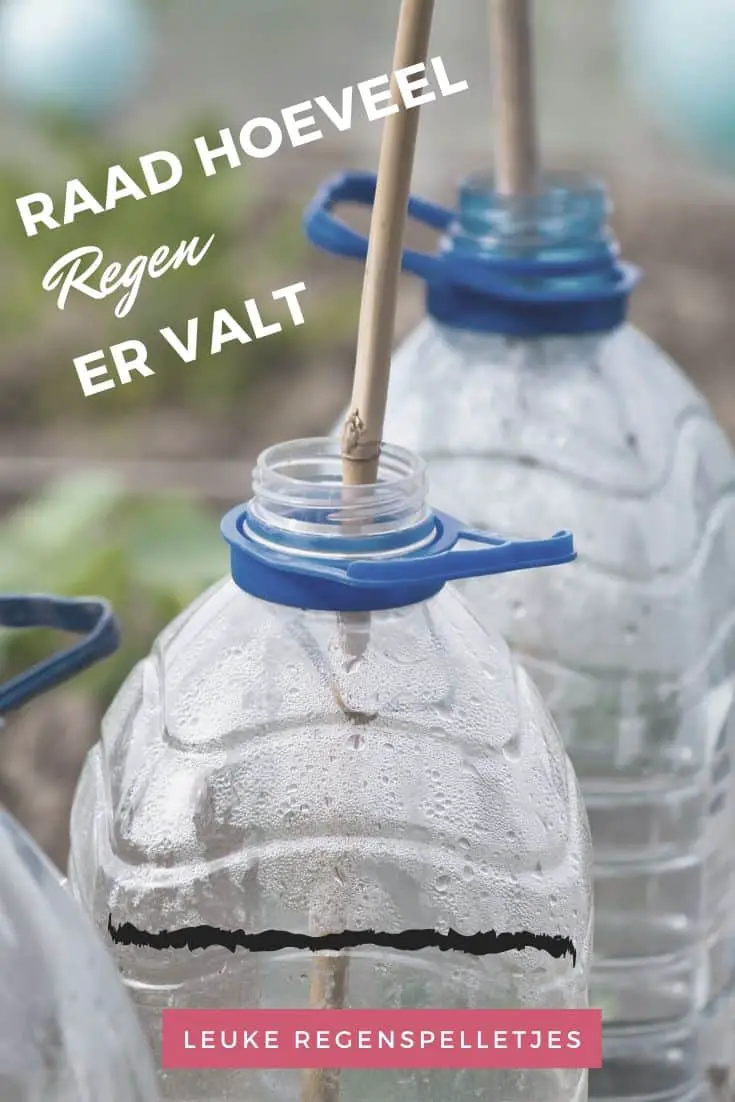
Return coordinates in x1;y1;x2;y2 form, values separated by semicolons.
453;171;612;257
246;438;434;559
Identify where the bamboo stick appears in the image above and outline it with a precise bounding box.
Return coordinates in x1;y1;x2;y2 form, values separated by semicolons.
340;0;435;483
301;6;436;1102
490;0;539;196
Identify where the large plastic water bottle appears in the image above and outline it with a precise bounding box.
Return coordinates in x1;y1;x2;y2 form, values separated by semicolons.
305;171;735;1102
68;437;593;1102
0;594;160;1101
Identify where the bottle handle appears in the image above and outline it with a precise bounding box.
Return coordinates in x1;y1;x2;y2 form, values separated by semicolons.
347;513;575;585
304;170;640;307
224;505;575;589
303;169;452;282
0;594;120;715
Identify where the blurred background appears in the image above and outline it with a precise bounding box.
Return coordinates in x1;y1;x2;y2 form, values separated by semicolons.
1;0;735;870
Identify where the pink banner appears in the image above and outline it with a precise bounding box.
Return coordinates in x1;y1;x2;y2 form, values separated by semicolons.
161;1009;602;1069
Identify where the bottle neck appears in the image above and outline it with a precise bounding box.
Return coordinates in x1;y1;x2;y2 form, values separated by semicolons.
450;172;615;291
245;438;435;560
425;171;635;337
223;438;577;613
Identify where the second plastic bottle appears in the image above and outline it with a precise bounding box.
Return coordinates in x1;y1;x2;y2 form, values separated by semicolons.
306;170;735;1102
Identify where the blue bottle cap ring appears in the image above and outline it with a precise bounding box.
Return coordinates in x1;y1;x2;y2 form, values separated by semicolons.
222;505;576;613
303;170;640;337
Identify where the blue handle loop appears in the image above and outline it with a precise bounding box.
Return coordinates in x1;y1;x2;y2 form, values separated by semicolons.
303;170;639;308
222;504;575;612
304;170;450;284
0;594;120;715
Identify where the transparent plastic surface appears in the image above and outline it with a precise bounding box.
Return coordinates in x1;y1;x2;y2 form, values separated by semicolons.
68;440;592;1102
366;317;735;1102
0;806;160;1101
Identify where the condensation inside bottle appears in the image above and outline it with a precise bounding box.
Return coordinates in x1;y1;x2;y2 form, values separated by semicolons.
0;807;159;1101
68;439;592;1102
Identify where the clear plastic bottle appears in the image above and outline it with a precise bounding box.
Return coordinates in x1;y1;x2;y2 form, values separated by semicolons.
68;437;593;1102
306;170;735;1102
0;594;160;1102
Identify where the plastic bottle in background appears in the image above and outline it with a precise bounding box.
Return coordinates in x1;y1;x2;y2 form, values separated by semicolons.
618;0;735;170
305;170;735;1102
0;594;160;1102
68;437;593;1102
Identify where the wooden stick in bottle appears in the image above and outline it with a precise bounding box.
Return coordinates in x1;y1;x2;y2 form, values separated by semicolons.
489;0;539;196
340;0;435;482
301;5;435;1102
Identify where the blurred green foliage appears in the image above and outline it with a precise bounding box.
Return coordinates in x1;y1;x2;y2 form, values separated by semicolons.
0;472;226;708
0;116;357;425
0;114;360;710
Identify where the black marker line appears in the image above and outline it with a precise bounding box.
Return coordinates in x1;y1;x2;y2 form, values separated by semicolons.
107;916;576;967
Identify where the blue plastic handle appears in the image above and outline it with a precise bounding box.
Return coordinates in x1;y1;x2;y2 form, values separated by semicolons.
223;506;575;590
0;594;120;715
347;524;575;585
303;170;639;306
304;169;450;282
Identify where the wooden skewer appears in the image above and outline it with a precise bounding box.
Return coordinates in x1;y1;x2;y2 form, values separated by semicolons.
300;954;350;1102
340;0;436;485
490;0;539;197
